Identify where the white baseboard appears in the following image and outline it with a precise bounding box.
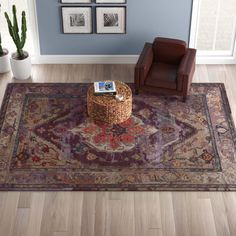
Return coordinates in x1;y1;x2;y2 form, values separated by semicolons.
31;54;236;65
32;55;139;64
196;56;236;64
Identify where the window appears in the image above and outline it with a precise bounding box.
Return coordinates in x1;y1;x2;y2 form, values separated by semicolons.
0;0;35;55
190;0;236;63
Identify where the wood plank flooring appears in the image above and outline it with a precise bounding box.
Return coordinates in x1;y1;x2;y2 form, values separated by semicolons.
0;64;236;236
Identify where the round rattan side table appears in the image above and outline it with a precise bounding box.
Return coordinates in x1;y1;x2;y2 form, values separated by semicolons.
87;81;132;124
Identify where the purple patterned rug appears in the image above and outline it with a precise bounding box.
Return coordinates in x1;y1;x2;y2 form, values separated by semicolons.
0;83;236;191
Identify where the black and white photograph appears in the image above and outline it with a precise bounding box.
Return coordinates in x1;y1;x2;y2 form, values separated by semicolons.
62;7;92;34
61;0;91;3
96;7;126;34
96;0;126;3
104;13;119;27
70;13;85;27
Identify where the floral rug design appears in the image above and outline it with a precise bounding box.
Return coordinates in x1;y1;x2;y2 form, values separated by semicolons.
0;83;235;190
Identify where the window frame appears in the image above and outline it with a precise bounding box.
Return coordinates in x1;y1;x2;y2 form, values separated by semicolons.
27;0;40;62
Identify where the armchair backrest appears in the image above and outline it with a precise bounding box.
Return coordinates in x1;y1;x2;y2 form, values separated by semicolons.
153;37;187;65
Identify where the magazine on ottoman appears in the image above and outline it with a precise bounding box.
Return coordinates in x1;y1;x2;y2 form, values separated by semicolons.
94;81;117;95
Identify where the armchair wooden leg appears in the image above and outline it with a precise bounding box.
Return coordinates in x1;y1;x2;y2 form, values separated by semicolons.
182;95;187;102
135;89;139;95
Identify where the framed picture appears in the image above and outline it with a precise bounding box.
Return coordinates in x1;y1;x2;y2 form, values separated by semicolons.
62;7;92;34
61;0;91;3
95;0;126;3
96;7;126;34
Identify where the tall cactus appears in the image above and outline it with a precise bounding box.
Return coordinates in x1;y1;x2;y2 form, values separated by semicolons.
5;5;27;59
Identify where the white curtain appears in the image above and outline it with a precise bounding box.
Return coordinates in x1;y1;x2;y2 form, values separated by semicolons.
196;0;236;53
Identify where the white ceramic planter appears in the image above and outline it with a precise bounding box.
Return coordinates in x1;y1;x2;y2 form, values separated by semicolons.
10;52;31;80
0;49;11;74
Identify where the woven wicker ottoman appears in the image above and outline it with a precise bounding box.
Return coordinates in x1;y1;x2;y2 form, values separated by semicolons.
87;81;132;124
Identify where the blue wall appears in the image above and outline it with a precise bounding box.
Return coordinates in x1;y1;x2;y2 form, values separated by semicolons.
36;0;193;55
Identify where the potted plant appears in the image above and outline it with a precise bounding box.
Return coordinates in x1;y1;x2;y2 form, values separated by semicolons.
0;4;10;74
5;5;31;80
0;34;10;74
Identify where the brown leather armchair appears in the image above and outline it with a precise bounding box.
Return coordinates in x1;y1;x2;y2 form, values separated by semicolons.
135;37;196;102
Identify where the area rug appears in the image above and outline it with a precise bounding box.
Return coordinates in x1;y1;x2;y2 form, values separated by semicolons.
0;83;236;191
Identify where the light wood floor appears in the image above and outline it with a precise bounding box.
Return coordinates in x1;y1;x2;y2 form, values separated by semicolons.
0;64;236;236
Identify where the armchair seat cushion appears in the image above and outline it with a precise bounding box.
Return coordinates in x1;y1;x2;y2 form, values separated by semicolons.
145;63;177;90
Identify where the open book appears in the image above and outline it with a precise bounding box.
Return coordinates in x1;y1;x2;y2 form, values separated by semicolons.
94;81;117;95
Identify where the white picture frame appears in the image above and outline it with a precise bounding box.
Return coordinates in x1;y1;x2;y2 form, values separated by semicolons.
96;0;126;3
61;0;91;3
62;7;92;34
96;7;126;34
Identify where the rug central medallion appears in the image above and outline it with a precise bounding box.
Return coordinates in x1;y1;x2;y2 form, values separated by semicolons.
72;116;157;153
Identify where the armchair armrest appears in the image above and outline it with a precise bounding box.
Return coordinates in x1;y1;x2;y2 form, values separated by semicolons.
135;43;153;90
177;48;196;92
